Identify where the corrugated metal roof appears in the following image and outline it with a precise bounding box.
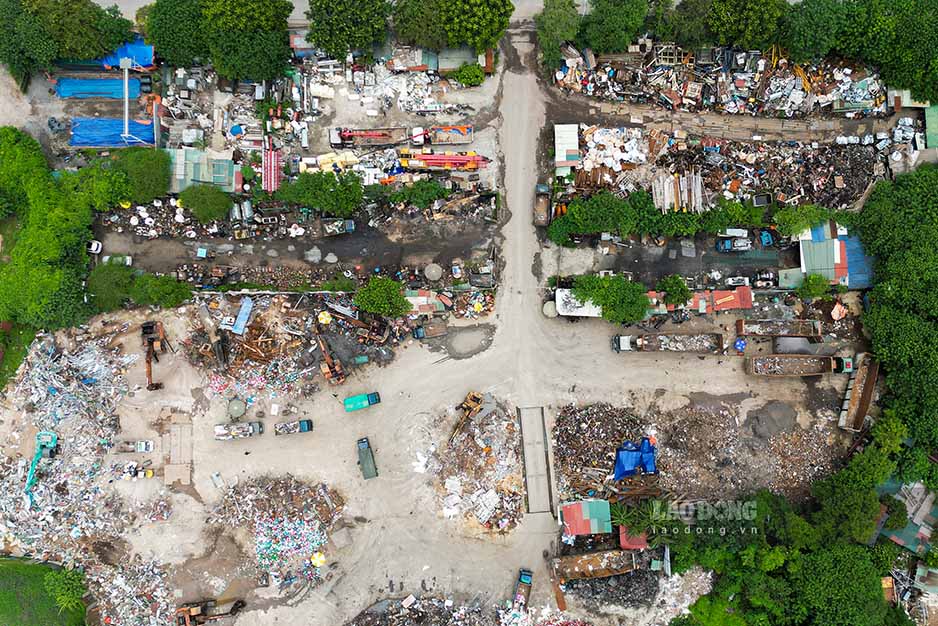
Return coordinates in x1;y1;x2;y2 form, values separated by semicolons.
554;124;579;172
926;105;938;149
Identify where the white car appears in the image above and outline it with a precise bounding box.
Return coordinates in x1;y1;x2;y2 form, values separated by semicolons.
87;240;102;254
726;276;750;287
102;255;133;266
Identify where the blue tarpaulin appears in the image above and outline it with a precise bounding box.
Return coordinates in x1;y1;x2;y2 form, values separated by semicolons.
99;36;154;69
55;78;140;99
231;297;254;335
69;118;155;147
613;437;658;480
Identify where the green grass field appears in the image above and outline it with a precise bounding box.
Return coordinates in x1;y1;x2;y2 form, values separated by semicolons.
0;560;85;626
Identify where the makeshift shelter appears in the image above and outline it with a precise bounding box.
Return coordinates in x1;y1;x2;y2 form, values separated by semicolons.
782;221;874;289
166;148;240;194
561;499;612;536
613;437;657;481
554;124;580;177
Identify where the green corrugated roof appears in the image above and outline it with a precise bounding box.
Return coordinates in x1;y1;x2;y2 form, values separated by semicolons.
926;105;938;149
801;240;837;280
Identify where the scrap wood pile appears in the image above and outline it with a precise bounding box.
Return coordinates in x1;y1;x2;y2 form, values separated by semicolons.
655;139;881;209
436;395;524;532
0;336;175;624
552;405;645;500
557;41;886;118
207;476;344;585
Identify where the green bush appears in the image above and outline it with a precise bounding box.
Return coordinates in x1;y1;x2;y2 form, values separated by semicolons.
112;148;172;204
795;273;831;300
87;263;135;312
882;496;908;531
353;276;410;318
275;171;363;218
320;275;357;292
572;274;649;324
656;274;692;306
389;179;450;209
179;184;232;223
452;63;485;87
128;274;191;308
43;569;86;615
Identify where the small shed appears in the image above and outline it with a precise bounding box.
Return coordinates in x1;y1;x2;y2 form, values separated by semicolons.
561;500;612;536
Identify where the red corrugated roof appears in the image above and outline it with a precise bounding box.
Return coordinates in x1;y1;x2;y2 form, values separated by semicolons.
619;525;649;550
561;502;592;536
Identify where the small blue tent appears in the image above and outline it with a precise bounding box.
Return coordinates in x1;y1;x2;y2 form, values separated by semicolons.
613;437;658;481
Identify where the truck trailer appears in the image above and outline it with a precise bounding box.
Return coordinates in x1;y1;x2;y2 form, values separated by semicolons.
329;127;410;148
746;354;853;377
612;333;725;354
735;319;823;340
274;419;313;436
214;422;264;440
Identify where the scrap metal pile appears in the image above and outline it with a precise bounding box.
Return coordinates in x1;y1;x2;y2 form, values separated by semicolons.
207;476;344;586
552;405;644;500
0;336;175;624
654;138;882;209
563;570;660;611
436;394;524;532
557;41;886;117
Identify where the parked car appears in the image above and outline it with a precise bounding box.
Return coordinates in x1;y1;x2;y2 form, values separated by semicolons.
726;276;750;287
752;270;777;289
87;240;103;254
715;238;753;253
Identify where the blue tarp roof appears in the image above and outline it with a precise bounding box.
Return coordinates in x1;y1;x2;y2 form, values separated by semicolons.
55;78;140;99
231;297;254;335
841;234;874;289
613;437;657;481
99;36;154;69
69;118;155;147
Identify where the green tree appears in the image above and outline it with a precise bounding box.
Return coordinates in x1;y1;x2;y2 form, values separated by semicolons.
179;184;232;223
0;0;57;89
794;544;888;626
306;0;389;60
573;274;649;324
452;63;485;86
129;273;191;308
392;0;448;51
87;263;134;312
442;0;514;50
389;179;449;209
656;274;692;306
579;0;647;53
203;0;291;79
145;0;207;67
784;0;843;62
25;0;132;60
547;191;637;245
535;0;580;69
670;0;714;50
43;568;86;614
772;204;831;237
276;171;363;218
687;595;747;626
353;276;410;318
58;165;130;212
645;0;675;41
795;273;830;300
112;147;171;204
707;0;786;49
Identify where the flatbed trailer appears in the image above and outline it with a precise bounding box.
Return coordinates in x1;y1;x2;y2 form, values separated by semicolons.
746;354;853;377
612;333;724;353
274;419;313;435
838;354;879;432
735;318;823;340
329;127;409;148
424;125;474;145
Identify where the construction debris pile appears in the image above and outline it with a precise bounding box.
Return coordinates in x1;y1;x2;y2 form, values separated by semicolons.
454;291;496;319
436;394;525;532
207;476;344;586
552;405;643;499
654;139;882;210
557;41;887;118
347;596;493;626
564;570;660;611
0;336;175;624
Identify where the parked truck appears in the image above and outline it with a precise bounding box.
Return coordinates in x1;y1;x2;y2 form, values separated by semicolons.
213;422;264;440
510;569;533;615
746;354;854;377
344;392;381;412
735;319;823;340
116;440;154;453
357;437;378;479
838;354;879;432
534;184;551;226
274;419;313;436
329;127;410;148
612;333;725;354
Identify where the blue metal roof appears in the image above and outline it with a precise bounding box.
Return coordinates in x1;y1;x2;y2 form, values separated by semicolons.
841;234;874;289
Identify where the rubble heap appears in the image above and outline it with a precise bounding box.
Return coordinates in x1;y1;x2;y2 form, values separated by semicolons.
207;475;344;585
552;405;643;499
347;596;493;626
564;570;660;612
0;335;174;624
436;395;524;532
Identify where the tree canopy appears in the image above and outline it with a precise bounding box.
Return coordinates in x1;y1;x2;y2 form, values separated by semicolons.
442;0;514;51
353;276;411;318
306;0;389;60
535;0;580;69
145;0;207;67
276;171;363;218
179;184;232;223
656;274;692;306
202;0;291;79
24;0;133;60
392;0;449;51
578;0;648;54
111;148;171;204
572;274;649;324
707;0;787;50
0;0;56;88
